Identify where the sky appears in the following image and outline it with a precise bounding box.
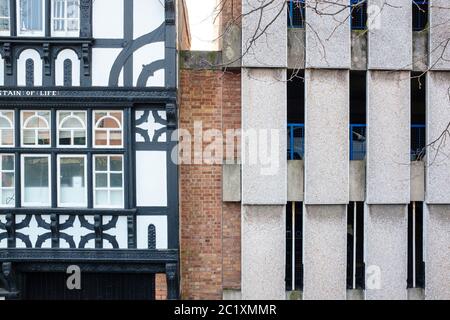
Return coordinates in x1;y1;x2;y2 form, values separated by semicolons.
185;0;219;51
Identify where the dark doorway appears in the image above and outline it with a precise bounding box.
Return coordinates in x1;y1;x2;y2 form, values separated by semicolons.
22;272;155;300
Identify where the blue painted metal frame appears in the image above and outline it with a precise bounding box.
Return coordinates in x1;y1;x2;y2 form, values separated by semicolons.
287;0;305;28
350;124;366;160
287;123;304;160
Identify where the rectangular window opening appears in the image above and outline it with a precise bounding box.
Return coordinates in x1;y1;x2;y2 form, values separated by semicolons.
287;70;305;160
287;0;305;28
350;71;367;160
21;154;51;207
413;0;428;31
18;0;45;36
57;154;87;207
411;73;426;161
286;201;303;292
407;201;425;289
351;0;367;30
0;154;15;207
0;0;10;35
52;0;80;37
347;201;365;290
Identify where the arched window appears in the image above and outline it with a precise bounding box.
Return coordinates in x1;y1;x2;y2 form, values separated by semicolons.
57;111;86;147
0;111;14;147
21;111;51;146
93;111;123;147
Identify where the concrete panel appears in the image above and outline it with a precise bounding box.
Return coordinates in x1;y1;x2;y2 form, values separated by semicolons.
305;0;351;69
242;0;287;68
352;31;367;71
413;32;428;72
366;71;410;204
350;161;365;202
303;205;347;300
287;160;304;202
304;69;349;204
426;72;450;203
365;204;408;300
222;24;242;68
429;0;450;70
411;161;425;202
242;69;287;205
367;0;412;70
223;164;241;202
424;205;450;300
241;205;286;300
288;28;305;70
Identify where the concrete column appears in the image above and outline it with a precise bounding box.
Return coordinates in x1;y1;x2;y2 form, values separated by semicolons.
424;72;450;299
429;0;450;70
364;205;408;300
241;205;286;300
303;205;347;300
365;70;410;300
424;205;450;300
303;69;349;299
241;0;287;300
305;0;351;69
367;0;412;70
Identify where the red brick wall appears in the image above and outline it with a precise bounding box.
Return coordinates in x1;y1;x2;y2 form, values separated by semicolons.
179;69;241;299
155;274;167;300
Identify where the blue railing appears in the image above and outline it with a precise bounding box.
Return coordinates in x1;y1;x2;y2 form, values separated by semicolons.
413;0;428;31
351;0;367;30
287;0;305;28
287;123;305;160
350;124;366;160
288;123;426;161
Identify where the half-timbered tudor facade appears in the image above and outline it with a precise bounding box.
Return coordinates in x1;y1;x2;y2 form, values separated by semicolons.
0;0;180;299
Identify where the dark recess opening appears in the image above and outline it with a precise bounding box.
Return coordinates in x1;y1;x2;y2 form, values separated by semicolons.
286;201;303;291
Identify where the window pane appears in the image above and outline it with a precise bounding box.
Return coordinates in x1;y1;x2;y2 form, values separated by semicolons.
59;156;85;206
95;156;107;171
0;0;10;31
110;130;122;146
73;130;86;145
95;190;108;206
2;189;14;206
110;173;122;188
2;172;14;187
95;173;107;187
38;130;50;145
59;130;71;145
1;129;13;146
23;130;36;145
110;156;122;171
94;130;107;146
110;190;123;206
23;156;49;205
20;0;43;31
2;155;14;170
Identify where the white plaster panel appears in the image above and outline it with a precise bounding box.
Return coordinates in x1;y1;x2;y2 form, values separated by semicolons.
241;69;287;205
102;216;128;249
426;72;450;203
0;215;6;248
305;0;351;69
367;0;412;70
241;205;285;300
17;49;42;86
364;204;408;300
366;71;410;204
424;205;450;300
136;151;167;207
133;42;165;87
15;215;51;249
91;48;123;86
60;215;95;249
133;0;165;39
136;215;168;249
0;58;4;86
242;0;287;67
93;0;124;39
429;0;450;70
304;69;349;204
303;205;347;300
55;49;80;86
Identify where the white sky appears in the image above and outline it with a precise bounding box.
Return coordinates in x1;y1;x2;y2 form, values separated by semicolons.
185;0;219;51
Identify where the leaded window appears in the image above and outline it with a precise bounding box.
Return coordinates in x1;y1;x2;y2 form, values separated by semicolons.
93;111;123;148
21;110;51;147
57;111;87;147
